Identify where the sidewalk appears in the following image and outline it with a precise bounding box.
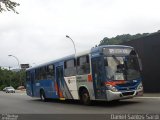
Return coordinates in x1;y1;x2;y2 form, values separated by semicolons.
15;89;26;93
143;93;160;97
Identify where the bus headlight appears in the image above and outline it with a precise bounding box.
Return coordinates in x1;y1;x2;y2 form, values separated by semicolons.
106;85;118;92
137;82;143;90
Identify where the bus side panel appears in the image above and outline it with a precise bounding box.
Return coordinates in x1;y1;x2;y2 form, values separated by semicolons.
64;76;78;99
77;74;95;100
38;80;58;99
32;79;60;99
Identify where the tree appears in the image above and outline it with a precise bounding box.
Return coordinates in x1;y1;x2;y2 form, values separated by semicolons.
0;67;26;90
99;32;150;46
0;0;19;13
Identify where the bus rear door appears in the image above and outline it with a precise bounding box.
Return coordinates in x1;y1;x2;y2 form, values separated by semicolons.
56;66;65;99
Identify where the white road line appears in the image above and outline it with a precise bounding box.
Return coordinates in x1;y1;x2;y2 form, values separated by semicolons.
136;97;160;99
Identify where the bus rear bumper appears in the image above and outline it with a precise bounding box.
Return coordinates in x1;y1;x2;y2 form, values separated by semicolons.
106;89;143;101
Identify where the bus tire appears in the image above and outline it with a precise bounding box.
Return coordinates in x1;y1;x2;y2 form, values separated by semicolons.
80;89;91;105
40;90;47;102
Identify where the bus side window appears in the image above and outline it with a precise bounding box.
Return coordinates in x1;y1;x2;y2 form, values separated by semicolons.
77;55;90;75
46;65;55;79
43;67;47;79
39;67;46;80
64;59;76;77
26;71;30;81
35;69;40;80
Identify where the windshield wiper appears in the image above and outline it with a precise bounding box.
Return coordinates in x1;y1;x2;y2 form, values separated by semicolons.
112;55;121;64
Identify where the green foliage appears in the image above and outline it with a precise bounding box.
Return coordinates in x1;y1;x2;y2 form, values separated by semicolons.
0;84;6;90
0;0;20;14
0;67;25;90
99;33;150;45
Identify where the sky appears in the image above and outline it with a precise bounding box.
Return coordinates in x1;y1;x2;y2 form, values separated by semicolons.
0;0;160;69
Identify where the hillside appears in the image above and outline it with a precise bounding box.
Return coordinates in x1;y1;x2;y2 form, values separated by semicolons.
99;30;160;45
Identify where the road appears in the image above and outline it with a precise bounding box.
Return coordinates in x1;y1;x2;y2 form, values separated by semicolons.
0;91;160;119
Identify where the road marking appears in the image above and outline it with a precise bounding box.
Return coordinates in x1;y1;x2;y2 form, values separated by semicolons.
136;97;160;99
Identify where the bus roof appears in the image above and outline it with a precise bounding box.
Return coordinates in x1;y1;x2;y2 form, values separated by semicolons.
27;45;133;71
27;54;74;71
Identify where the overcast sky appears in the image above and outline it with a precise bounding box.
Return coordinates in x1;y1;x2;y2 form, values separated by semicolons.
0;0;160;69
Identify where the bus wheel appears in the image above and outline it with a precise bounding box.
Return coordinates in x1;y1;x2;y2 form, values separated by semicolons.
40;90;47;102
81;90;91;105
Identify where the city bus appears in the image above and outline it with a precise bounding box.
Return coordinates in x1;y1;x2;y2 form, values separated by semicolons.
26;45;143;105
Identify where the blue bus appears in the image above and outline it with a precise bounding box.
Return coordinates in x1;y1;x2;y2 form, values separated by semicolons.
26;45;143;105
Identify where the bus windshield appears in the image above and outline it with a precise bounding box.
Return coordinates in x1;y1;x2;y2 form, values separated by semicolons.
105;55;141;81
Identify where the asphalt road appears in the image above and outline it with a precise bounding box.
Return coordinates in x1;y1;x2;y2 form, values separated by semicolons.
0;91;160;120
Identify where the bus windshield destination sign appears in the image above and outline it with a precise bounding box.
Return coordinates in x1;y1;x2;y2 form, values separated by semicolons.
103;48;132;55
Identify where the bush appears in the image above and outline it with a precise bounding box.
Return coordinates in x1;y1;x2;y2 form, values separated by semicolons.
0;85;7;91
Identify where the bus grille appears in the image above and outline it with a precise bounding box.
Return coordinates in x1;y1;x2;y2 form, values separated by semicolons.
122;91;134;96
117;82;137;91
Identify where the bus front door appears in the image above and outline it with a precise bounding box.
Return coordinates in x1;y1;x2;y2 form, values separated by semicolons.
91;57;106;99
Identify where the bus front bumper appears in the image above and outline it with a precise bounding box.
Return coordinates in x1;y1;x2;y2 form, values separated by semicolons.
106;89;143;101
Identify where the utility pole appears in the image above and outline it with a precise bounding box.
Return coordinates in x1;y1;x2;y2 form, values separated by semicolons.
66;35;77;73
8;55;22;86
9;66;11;86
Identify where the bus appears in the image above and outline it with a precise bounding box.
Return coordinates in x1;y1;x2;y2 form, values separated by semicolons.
26;45;143;105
